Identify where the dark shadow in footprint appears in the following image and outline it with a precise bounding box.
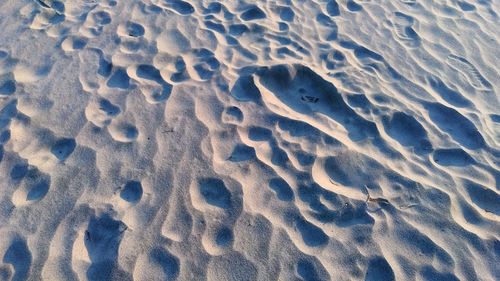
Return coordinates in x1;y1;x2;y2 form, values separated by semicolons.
240;6;266;21
148;248;180;280
190;48;220;81
0;266;12;281
1;100;18;129
346;94;370;109
51;138;76;161
324;154;382;188
248;126;272;141
270;146;289;167
433;148;475;166
365;256;395;281
35;0;50;8
382;112;432;154
427;76;471;108
297;259;323;281
198;178;231;209
165;0;195;15
296;217;328;247
229;144;256;162
205;20;226;33
63;37;87;50
352;46;383;61
26;176;50;201
0;80;15;96
136;65;173;99
204;2;222;14
316;14;338;41
231;76;262;103
68;37;88;50
0;130;10;144
98;57;113;77
347;0;363;11
457;1;476;11
10;163;28;180
93;11;112;25
107;69;130;89
326;0;340;16
229;24;249;36
124;22;145;37
279;6;295;22
463;180;500;215
136;65;164;84
224;106;244;123
419;266;459;281
99;99;121;116
425;102;485;150
120;181;143;203
52;0;65;13
268;178;294;201
85;214;127;281
490;114;500;123
3;238;31;281
215;227;233;247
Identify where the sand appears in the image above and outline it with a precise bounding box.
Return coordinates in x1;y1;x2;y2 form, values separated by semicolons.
0;0;499;280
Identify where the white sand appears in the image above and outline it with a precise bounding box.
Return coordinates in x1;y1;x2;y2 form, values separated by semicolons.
0;0;499;280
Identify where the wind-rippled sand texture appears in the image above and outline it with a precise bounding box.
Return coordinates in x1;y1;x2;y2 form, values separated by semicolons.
0;0;499;280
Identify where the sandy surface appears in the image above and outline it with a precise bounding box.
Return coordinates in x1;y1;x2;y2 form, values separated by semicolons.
0;0;499;280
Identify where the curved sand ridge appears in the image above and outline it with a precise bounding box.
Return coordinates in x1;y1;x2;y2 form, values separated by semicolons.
1;0;499;280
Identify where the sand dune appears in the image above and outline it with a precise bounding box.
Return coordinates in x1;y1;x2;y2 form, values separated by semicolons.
0;0;499;280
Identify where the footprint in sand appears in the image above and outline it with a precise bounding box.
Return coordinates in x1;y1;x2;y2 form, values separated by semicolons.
117;21;147;54
133;247;180;281
195;178;232;210
85;97;121;127
425;102;486;150
326;0;340;16
106;68;131;89
365;256;395;281
240;5;267;21
119;180;143;204
61;36;88;53
80;213;128;281
80;8;113;38
128;64;173;104
13;62;52;84
391;12;421;48
117;21;145;38
27;2;65;32
183;48;220;82
190;177;240;255
157;0;195;15
268;178;294;201
346;0;363;12
446;54;492;91
382;111;432;154
0;77;16;97
432;148;475;167
1;234;32;281
49;137;76;162
161;193;193;242
79;48;113;92
12;167;51;206
108;121;139;143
